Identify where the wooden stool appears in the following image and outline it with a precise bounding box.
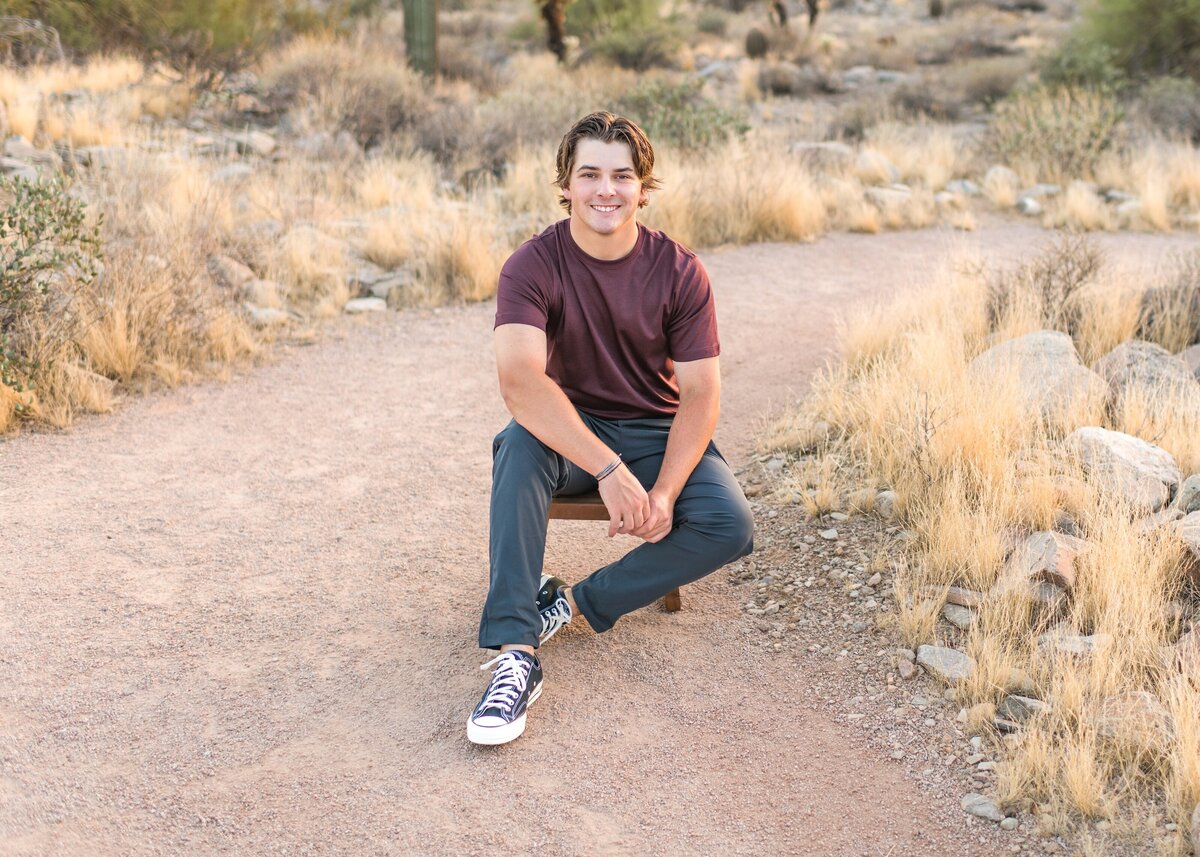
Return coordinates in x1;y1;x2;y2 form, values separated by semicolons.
547;492;683;612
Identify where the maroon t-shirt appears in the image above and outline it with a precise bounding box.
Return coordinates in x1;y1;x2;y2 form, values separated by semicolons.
494;219;720;419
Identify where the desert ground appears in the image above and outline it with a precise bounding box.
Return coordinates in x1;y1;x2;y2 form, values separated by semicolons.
3;220;1196;855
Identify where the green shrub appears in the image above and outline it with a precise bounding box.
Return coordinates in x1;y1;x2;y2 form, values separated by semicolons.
1040;36;1127;90
696;8;728;36
566;0;661;36
589;21;682;70
617;78;748;150
0;177;99;406
1076;0;1200;80
1137;75;1200;141
988;84;1125;183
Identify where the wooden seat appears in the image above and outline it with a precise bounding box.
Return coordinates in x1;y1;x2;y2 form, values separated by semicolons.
547;492;683;612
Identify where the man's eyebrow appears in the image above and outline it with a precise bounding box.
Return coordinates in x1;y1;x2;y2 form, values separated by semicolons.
574;164;635;172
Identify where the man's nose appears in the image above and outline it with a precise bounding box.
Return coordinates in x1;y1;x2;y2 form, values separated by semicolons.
597;176;615;195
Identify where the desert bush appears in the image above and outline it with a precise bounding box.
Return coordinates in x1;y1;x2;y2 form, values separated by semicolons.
589;21;682;69
1135;76;1200;142
0;176;98;422
1076;0;1200;80
1040;37;1126;91
263;36;429;147
988;85;1124;184
566;0;661;35
696;8;729;36
616;77;748;151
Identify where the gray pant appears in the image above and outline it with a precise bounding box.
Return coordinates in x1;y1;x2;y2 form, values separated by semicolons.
478;410;754;650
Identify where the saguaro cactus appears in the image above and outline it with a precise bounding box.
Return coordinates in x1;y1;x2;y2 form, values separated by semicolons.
541;0;569;63
403;0;438;76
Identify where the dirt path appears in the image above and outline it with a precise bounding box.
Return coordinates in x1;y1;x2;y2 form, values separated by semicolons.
3;222;1196;856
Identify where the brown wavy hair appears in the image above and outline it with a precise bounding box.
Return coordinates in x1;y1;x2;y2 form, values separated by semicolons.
554;111;661;214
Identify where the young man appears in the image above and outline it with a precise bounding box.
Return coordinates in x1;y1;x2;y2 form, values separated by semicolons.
467;112;754;746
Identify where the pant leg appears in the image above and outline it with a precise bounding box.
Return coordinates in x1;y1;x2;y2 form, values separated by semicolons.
477;417;607;650
569;420;754;634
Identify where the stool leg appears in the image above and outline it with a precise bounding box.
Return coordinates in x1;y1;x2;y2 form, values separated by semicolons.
663;588;682;612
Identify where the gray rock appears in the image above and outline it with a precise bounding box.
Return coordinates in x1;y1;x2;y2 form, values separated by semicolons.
1022;183;1062;199
247;305;288;327
74;145;126;168
1038;628;1112;656
997;694;1049;722
875;490;897;519
942;603;974;630
1135;506;1184;535
758;62;826;97
1067;426;1181;514
1000;817;1019;831
961;793;1006;822
917;645;975;684
843;64;877;86
1103;188;1138;204
969;330;1107;425
820;528;839;540
856;150;902;184
0;156;37;183
1016;196;1042;216
1091;691;1173;755
1191;802;1199;855
945;179;982;196
227;129;276;157
789;141;855;172
943;586;986;608
344;297;387;314
4;136;60;168
1180;344;1200;381
1093;340;1198;403
985;165;1020;193
994;530;1091;592
1176;511;1200;586
369;271;415;303
866;186;912;206
207;254;256;289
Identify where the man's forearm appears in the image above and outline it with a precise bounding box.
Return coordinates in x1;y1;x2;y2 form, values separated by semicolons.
502;374;616;476
653;390;720;501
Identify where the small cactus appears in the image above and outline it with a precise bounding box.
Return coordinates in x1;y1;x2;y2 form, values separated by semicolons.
745;27;768;59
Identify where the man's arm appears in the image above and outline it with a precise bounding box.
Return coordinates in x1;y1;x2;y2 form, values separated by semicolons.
495;323;652;535
628;356;721;543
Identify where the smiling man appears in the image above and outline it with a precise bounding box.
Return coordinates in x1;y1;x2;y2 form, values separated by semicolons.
467;112;754;746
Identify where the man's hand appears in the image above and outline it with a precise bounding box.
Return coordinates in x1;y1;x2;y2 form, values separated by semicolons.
628;488;674;543
597;464;651;538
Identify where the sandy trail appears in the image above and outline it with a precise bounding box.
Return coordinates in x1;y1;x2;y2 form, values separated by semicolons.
2;222;1196;856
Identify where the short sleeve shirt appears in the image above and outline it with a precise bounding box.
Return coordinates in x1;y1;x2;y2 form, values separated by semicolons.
494;219;720;419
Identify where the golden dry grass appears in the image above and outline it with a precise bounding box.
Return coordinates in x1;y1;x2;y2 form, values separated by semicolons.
763;240;1200;839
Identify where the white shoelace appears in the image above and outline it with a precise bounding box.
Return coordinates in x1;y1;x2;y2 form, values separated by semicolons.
477;652;531;713
540;598;571;637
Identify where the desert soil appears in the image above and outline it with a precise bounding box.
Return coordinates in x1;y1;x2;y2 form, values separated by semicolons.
2;220;1197;856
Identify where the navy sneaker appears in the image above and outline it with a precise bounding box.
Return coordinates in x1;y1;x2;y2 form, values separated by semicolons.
537;574;572;645
466;650;543;746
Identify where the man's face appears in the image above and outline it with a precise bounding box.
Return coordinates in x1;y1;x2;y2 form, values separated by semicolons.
561;138;646;239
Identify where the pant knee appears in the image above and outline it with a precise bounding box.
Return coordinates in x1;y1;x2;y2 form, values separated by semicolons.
687;501;754;562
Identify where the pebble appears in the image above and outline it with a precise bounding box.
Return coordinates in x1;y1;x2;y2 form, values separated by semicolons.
890;750;905;760
867;573;882;587
961;793;1005;822
898;660;917;680
1000;818;1019;831
820;528;839;540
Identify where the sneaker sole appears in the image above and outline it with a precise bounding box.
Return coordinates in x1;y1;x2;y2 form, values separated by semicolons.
466;684;543;746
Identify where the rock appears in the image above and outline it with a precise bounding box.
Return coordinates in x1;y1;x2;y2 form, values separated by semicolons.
242;278;282;308
876;490;897;519
946;179;982;196
4;136;60;169
1091;690;1173;755
942;603;974;630
1067;426;1181;514
820;528;839;540
207;255;256;289
212;163;255;183
999;666;1037;696
994;530;1090;592
1103;188;1138;204
369;271;415;303
866;186;912;207
944;586;986;608
829;511;849;522
1021;183;1062;199
73;145;125;168
985;164;1020;195
843;64;878;86
961;793;1006;822
969;330;1107;426
997;694;1049;722
758;62;825;96
1175;626;1200;682
247;305;288;327
1176;511;1200;585
1093;340;1198;404
1038;628;1112;656
856;150;902;185
789;141;855;172
917;645;975;684
1191;803;1199;855
1175;474;1200;514
227;129;276;157
1016;196;1043;216
0;156;37;183
1180;344;1200;381
344;297;387;314
1136;506;1184;534
867;572;882;586
898;659;917;680
1000;817;1019;831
